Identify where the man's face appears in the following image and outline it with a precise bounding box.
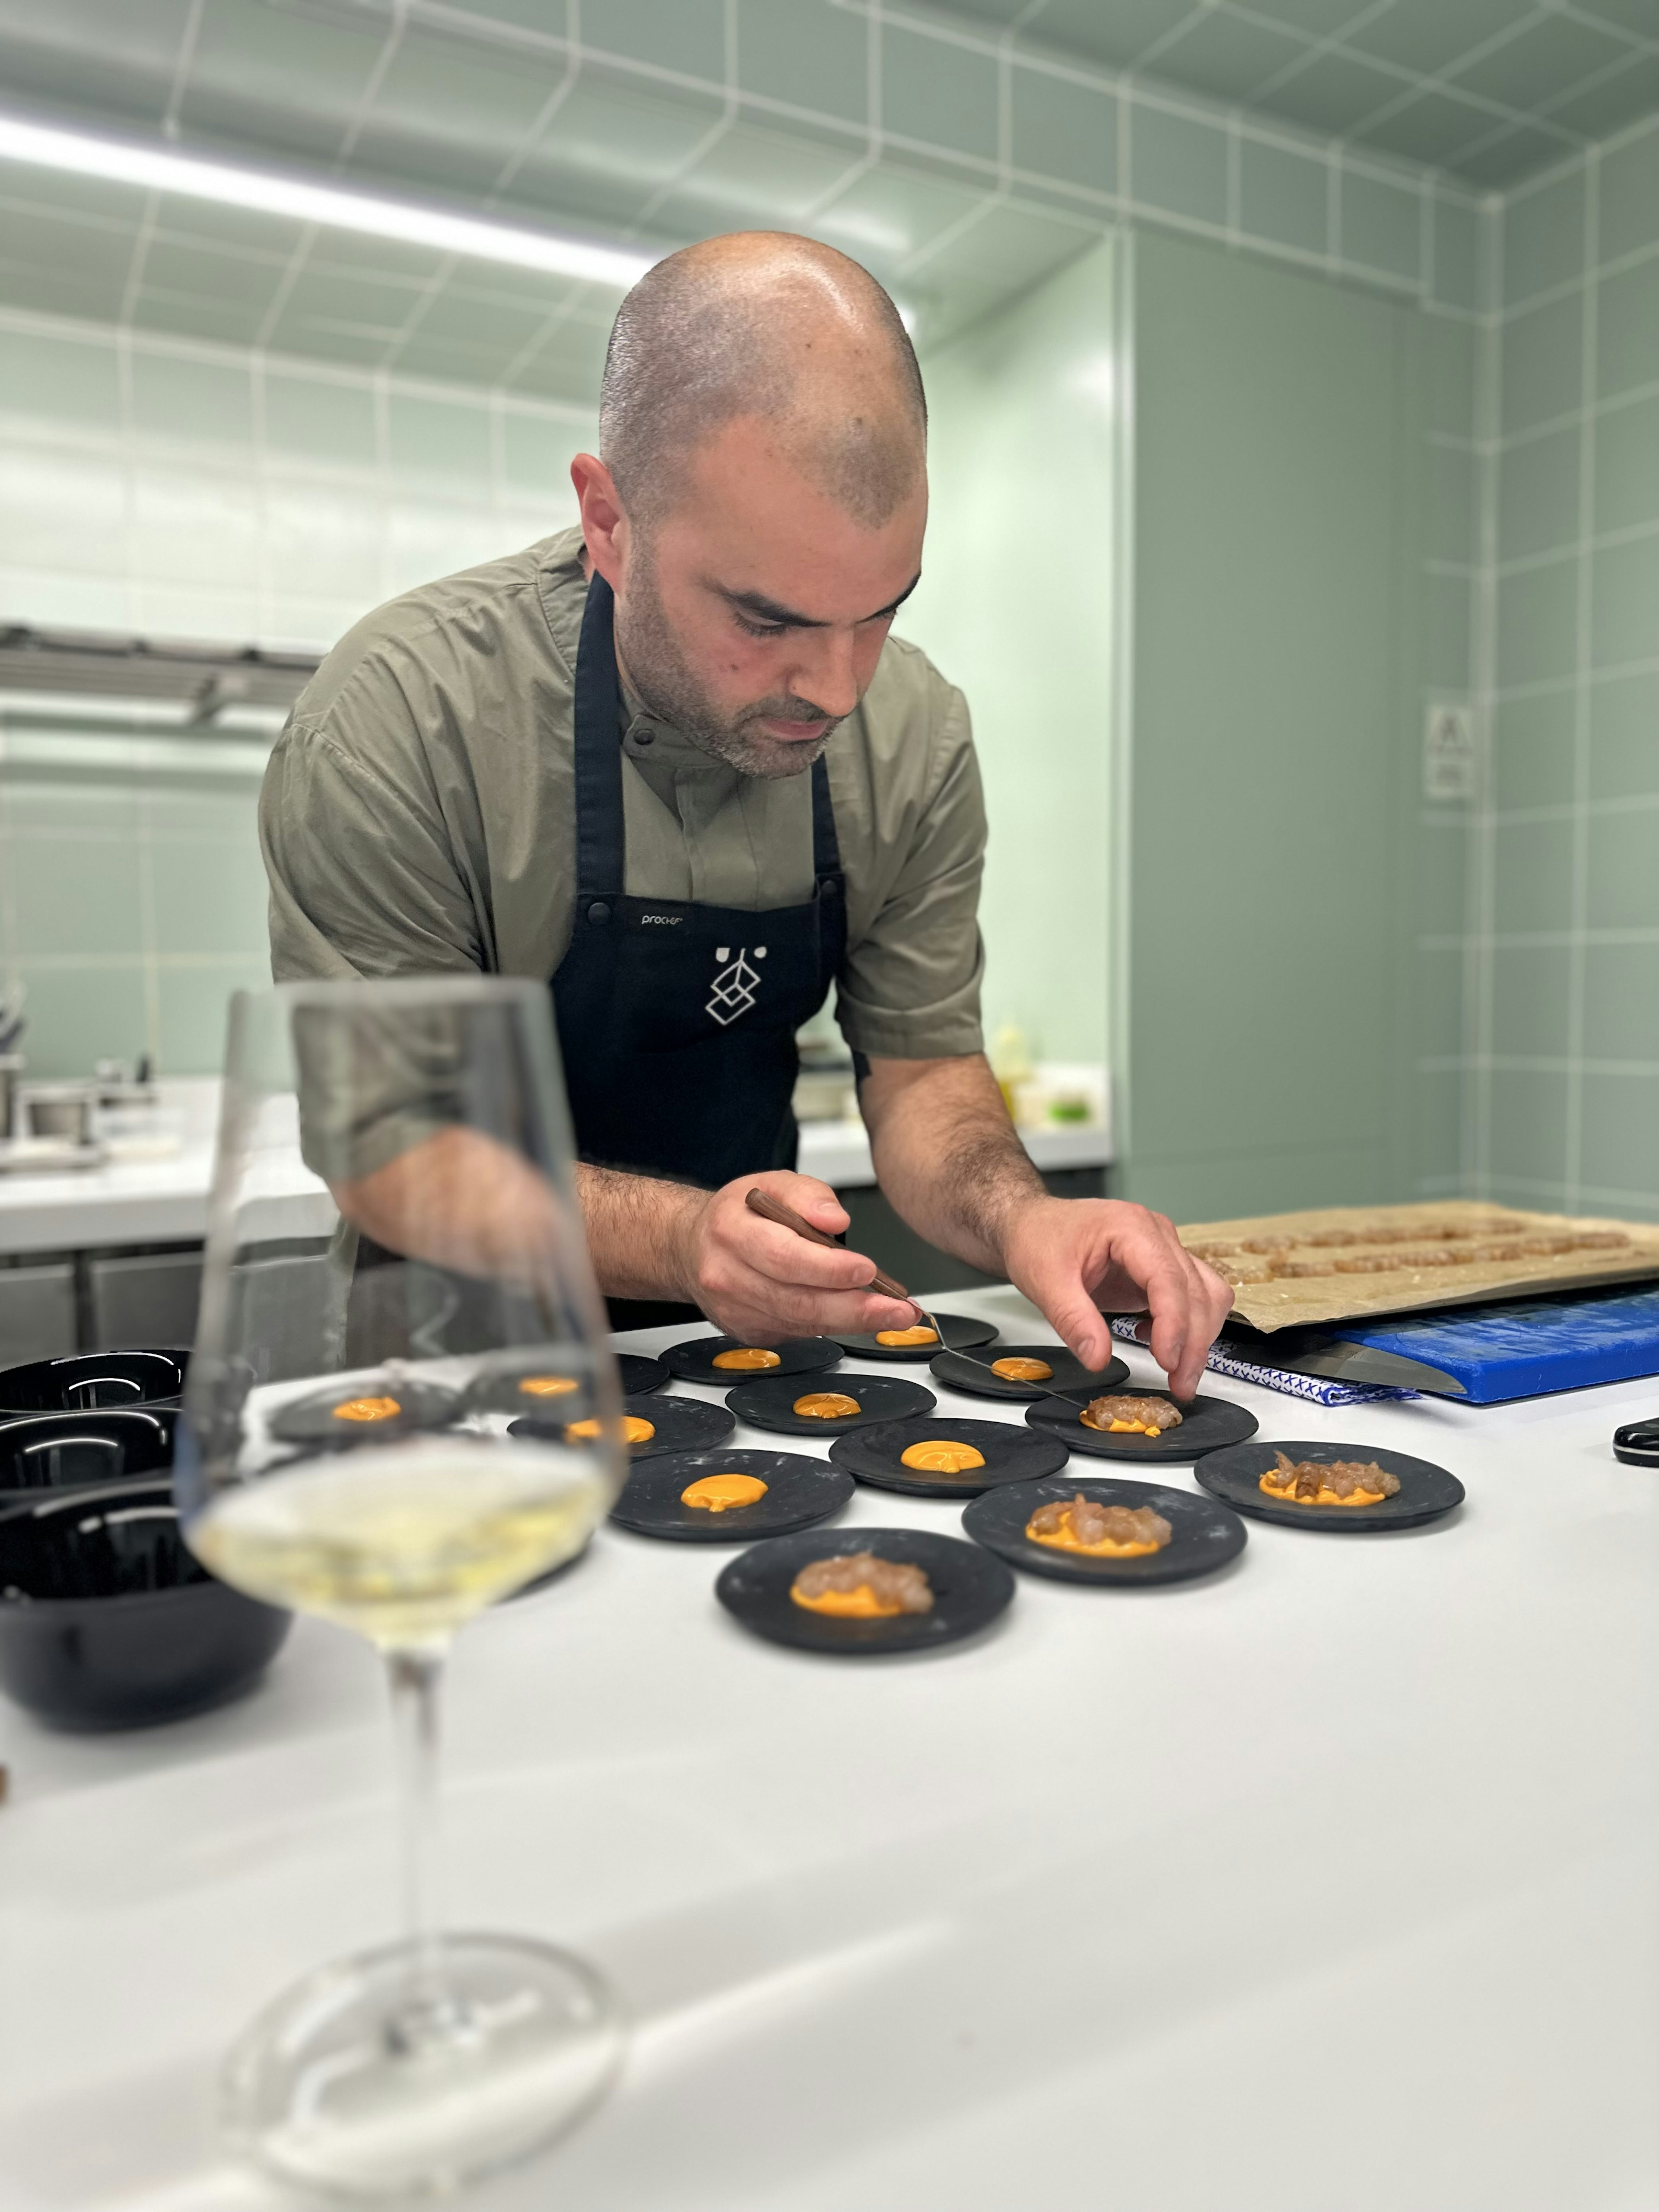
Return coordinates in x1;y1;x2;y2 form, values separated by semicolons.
611;416;927;778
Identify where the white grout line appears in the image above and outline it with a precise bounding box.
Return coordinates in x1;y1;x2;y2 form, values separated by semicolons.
1562;146;1601;1211
1465;197;1504;1201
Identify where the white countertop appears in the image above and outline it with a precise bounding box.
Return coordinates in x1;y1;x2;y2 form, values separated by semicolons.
3;1286;1654;2212
0;1102;1112;1256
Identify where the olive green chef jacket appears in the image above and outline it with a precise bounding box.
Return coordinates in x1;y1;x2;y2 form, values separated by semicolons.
261;526;987;1065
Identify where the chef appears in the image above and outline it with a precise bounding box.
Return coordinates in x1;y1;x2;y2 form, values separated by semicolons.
261;231;1231;1391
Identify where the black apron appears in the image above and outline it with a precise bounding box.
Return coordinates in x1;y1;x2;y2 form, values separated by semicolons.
551;575;846;1317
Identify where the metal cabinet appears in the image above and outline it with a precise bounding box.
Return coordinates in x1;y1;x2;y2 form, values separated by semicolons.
87;1247;203;1351
0;1261;78;1363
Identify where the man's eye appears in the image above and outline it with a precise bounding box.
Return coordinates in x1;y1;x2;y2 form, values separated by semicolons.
734;613;788;640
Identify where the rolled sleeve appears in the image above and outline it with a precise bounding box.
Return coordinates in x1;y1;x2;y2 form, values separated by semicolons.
261;691;486;988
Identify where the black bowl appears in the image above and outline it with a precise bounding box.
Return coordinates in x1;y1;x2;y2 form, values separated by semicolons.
0;1348;189;1416
0;1408;178;1504
0;1479;291;1731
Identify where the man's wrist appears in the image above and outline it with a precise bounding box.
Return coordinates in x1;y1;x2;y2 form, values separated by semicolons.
991;1185;1055;1272
661;1182;709;1305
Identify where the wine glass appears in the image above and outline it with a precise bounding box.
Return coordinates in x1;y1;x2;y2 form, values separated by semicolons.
177;976;628;2199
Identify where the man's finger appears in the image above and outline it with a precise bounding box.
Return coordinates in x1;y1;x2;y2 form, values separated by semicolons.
738;1218;881;1293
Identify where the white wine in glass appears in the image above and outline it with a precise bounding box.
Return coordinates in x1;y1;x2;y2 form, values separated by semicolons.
178;978;629;2200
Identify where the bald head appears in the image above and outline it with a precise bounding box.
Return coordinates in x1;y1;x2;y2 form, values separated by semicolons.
600;232;926;533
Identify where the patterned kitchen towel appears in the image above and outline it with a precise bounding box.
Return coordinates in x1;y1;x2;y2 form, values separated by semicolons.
1107;1318;1418;1406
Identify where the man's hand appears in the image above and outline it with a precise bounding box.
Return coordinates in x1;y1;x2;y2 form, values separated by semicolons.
1000;1195;1233;1399
576;1161;918;1339
671;1170;918;1342
860;1054;1233;1396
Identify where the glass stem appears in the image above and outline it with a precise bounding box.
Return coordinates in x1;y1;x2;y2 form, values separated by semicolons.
386;1643;456;2041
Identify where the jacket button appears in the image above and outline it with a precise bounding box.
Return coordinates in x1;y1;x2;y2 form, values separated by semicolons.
588;900;611;924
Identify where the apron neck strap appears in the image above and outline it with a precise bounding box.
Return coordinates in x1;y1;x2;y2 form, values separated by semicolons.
574;567;625;898
809;755;842;883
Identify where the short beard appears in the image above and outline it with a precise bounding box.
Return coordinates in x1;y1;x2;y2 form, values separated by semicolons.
614;548;842;780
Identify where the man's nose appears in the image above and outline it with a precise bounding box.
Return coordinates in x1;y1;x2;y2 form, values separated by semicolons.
790;627;861;718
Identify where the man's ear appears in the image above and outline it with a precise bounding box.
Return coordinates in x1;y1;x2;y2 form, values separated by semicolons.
571;453;629;589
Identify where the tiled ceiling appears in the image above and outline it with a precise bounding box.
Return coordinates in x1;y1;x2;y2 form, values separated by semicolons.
987;0;1659;186
0;0;1652;410
0;0;1111;402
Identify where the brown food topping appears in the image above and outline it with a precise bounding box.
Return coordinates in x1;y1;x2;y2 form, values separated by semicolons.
791;1552;934;1612
1263;1450;1400;1503
1028;1494;1173;1550
1080;1394;1182;1433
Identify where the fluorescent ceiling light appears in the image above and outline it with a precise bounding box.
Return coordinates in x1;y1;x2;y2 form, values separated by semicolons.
0;112;655;289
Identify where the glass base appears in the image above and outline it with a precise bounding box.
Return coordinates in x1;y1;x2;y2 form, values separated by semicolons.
223;1933;625;2200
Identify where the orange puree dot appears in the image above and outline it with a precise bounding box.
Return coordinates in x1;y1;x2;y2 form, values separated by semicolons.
566;1414;655;1444
791;1583;903;1618
899;1439;987;1475
876;1325;937;1346
712;1346;782;1371
518;1375;579;1398
681;1472;768;1513
991;1357;1052;1383
332;1395;401;1423
794;1392;860;1419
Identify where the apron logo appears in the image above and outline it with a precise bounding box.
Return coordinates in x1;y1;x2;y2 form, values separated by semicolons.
708;944;766;1027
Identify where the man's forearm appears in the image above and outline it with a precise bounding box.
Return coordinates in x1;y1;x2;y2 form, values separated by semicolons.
861;1053;1044;1276
575;1161;704;1300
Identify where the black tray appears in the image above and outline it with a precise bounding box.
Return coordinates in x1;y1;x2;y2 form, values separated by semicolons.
610;1449;853;1543
964;1475;1247;1587
1195;1440;1465;1532
1025;1388;1257;1463
715;1526;1015;1657
831;1313;998;1362
931;1343;1128;1403
725;1373;935;1438
829;1414;1069;1498
663;1335;841;1386
510;1390;733;1461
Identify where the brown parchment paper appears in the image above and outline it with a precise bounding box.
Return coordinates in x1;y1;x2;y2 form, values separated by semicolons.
1177;1200;1659;1333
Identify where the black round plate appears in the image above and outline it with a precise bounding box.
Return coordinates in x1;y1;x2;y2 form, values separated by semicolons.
269;1378;462;1447
610;1449;854;1543
663;1335;841;1386
725;1373;936;1437
931;1343;1129;1403
509;1390;733;1461
715;1526;1015;1657
1195;1439;1465;1532
828;1414;1069;1498
964;1475;1247;1587
1025;1387;1257;1462
1612;1417;1659;1467
831;1313;998;1362
617;1353;670;1395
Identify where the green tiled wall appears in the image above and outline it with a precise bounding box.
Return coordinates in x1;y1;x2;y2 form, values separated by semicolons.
1473;111;1659;1221
897;238;1116;1068
0;318;597;1074
1122;228;1451;1224
0;729;270;1080
0;314;596;648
